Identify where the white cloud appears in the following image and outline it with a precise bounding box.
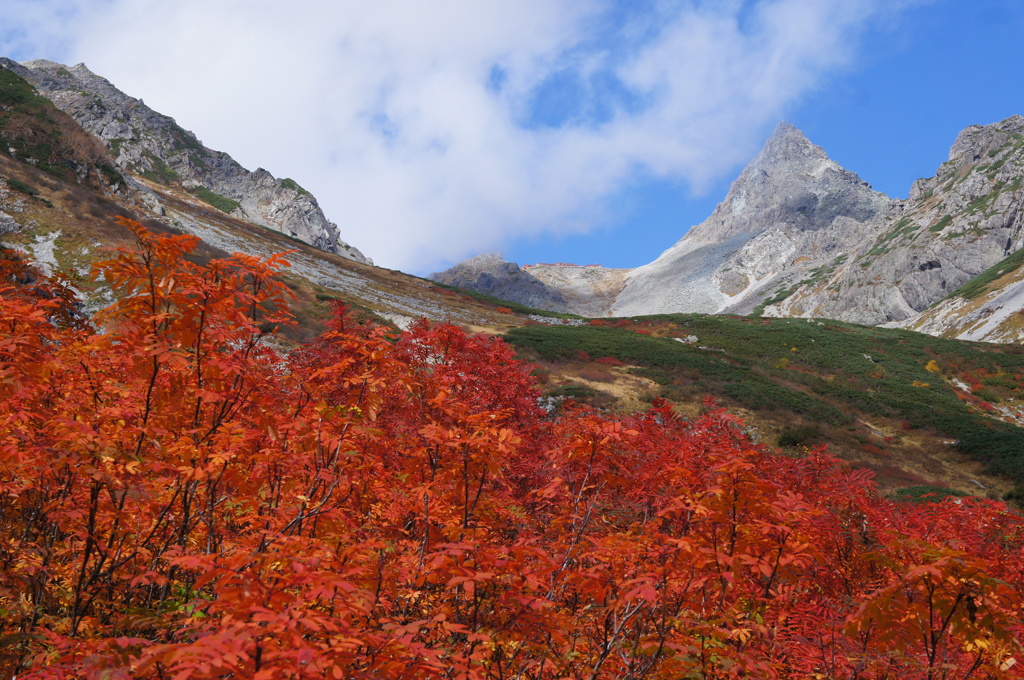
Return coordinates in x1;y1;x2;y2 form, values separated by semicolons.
3;0;907;272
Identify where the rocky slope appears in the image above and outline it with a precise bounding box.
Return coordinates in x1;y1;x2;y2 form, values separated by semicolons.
436;117;1024;344
430;253;569;311
769;116;1024;333
429;255;631;317
434;123;894;318
525;264;631;317
612;122;892;316
2;58;368;262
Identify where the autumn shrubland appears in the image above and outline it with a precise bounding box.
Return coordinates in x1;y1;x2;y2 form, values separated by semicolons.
0;220;1023;678
506;316;1024;498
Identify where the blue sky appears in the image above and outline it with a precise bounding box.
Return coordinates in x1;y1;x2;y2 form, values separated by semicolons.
503;0;1024;269
2;1;1023;273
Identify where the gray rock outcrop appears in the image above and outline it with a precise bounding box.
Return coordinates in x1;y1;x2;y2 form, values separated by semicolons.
0;210;18;235
429;254;569;311
7;59;369;263
612;122;892;316
772;115;1024;326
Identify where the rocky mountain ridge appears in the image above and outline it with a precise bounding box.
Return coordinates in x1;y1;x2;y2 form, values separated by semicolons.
771;116;1024;334
433;117;1024;343
612;122;892;317
1;58;540;336
434;122;893;318
1;58;369;263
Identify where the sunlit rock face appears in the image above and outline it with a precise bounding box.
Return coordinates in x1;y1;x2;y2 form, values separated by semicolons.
772;115;1024;333
437;117;1024;343
10;58;369;263
610;122;892;317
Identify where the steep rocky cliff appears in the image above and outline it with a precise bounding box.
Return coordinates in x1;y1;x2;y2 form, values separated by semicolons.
3;58;369;263
767;116;1024;330
612;122;892;316
436;117;1024;343
878;118;1024;342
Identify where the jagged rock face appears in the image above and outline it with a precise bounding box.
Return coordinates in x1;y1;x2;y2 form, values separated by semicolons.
424;117;1024;345
430;255;634;317
611;123;891;316
689;122;889;244
10;59;369;263
771;116;1024;326
429;254;569;312
525;265;630;317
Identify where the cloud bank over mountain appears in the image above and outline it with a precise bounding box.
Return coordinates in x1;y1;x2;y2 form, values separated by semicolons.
1;0;914;271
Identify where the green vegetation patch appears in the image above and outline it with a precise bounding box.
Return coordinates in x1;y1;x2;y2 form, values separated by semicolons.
98;163;123;186
191;186;241;214
867;217;918;257
3;177;53;207
964;182;1004;217
507;314;1024;484
5;177;39;197
280;178;310;196
778;424;822;447
751;286;796;317
0;67;48;109
948;247;1024;300
756;256;851;316
985;157;1007;179
546;384;599;400
890;485;969;504
137;151;180;185
165;118;204;153
0;67;107;184
929;214;953;233
506;322;849;426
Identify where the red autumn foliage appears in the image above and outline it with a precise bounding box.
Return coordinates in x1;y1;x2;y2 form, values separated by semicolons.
594;356;625;367
861;443;888;457
1;220;1023;679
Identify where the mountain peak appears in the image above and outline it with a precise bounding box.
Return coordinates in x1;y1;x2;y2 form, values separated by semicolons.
678;122;889;248
753;121;825;168
768;120;803;140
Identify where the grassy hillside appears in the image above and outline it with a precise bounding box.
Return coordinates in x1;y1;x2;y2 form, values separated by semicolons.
0;66;121;188
506;314;1024;502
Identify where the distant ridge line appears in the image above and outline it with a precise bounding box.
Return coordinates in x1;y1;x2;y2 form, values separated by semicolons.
523;263;604;269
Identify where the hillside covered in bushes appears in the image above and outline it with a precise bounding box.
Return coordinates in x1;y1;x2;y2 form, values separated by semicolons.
506;315;1024;500
0;221;1022;678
